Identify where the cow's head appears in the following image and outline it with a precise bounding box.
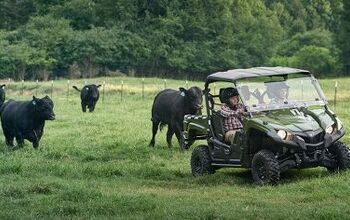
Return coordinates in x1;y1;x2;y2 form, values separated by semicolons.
84;84;101;99
0;84;6;103
179;86;203;114
32;96;55;120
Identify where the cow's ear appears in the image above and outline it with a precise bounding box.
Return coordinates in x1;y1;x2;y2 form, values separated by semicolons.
179;87;186;96
97;84;102;88
0;84;5;88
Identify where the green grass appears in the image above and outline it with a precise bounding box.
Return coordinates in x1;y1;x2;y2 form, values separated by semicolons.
0;76;349;219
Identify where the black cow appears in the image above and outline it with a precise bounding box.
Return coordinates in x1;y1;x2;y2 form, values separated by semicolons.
0;84;6;106
72;84;101;112
0;96;55;149
149;87;203;150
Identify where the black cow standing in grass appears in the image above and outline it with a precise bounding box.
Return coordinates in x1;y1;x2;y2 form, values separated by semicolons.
0;96;55;149
72;84;101;112
149;87;203;150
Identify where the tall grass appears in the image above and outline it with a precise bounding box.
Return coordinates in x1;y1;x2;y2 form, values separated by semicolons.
0;76;349;219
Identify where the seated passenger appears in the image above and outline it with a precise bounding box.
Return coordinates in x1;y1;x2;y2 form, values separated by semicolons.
220;88;246;145
267;82;289;104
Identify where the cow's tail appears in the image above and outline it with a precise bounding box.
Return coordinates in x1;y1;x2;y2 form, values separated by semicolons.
72;86;81;92
159;122;167;132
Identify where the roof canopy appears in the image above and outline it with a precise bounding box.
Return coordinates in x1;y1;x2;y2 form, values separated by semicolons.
206;67;310;84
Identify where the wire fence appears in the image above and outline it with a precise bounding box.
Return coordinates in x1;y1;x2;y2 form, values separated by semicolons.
1;78;203;104
0;78;342;109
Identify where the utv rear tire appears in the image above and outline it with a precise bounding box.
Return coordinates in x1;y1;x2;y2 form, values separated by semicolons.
251;150;280;185
327;141;350;172
191;145;215;176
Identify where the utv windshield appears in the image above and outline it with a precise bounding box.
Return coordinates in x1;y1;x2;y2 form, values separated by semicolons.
236;74;327;112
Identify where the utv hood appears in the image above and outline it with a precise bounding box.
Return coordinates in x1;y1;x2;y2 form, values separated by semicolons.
255;109;330;133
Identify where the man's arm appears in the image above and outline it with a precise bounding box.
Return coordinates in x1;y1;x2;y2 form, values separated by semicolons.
220;105;242;118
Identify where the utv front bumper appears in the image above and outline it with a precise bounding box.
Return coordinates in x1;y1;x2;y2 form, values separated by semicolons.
268;127;345;151
267;127;345;172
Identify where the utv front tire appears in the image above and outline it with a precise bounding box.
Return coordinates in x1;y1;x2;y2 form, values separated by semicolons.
327;141;350;172
191;145;215;176
251;150;280;185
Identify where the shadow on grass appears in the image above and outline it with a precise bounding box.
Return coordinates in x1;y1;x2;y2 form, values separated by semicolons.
140;166;337;190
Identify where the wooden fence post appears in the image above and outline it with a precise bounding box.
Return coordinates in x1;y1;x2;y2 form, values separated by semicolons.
334;81;338;111
142;78;145;100
102;81;105;103
51;80;54;98
67;80;70;101
121;80;124;102
21;80;24;96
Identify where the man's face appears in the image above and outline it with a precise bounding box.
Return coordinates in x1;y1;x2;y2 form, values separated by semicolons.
229;95;239;106
277;88;288;99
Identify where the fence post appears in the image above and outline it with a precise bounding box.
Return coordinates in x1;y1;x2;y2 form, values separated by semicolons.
121;80;124;102
35;79;38;96
334;81;338;111
67;80;70;101
164;79;167;89
301;80;304;99
21;80;24;96
102;81;105;103
51;80;54;98
186;80;189;89
142;78;145;100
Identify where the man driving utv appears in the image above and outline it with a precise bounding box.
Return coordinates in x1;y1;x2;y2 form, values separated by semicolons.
220;88;247;145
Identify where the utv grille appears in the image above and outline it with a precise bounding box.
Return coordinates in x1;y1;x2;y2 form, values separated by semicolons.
296;130;324;144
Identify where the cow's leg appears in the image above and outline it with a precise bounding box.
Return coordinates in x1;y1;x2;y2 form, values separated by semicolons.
81;102;87;112
89;102;95;112
32;141;39;149
149;119;160;147
25;131;40;149
5;137;14;147
166;126;174;148
15;133;24;148
4;131;14;147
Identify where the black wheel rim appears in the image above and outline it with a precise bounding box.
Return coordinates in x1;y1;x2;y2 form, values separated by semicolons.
256;160;267;181
194;156;202;173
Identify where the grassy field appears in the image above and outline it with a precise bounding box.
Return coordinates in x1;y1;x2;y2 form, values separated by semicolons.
0;76;349;219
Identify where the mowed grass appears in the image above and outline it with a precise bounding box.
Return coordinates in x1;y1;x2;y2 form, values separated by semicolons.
0;76;349;219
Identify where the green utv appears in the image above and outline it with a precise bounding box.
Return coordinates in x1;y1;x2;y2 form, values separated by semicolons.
182;67;350;185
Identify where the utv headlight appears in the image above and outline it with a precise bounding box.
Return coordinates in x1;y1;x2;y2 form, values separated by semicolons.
277;130;292;141
326;125;334;134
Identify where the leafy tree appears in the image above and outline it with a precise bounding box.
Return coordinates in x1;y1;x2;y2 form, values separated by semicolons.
0;0;346;79
276;29;334;56
0;0;36;30
50;0;97;30
16;16;74;78
339;0;350;74
294;45;337;75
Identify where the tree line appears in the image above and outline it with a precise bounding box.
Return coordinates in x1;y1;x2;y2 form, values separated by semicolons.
0;0;349;80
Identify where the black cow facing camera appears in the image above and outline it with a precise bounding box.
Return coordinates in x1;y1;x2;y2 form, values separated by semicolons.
149;86;203;150
0;84;6;106
0;96;55;149
72;84;101;112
